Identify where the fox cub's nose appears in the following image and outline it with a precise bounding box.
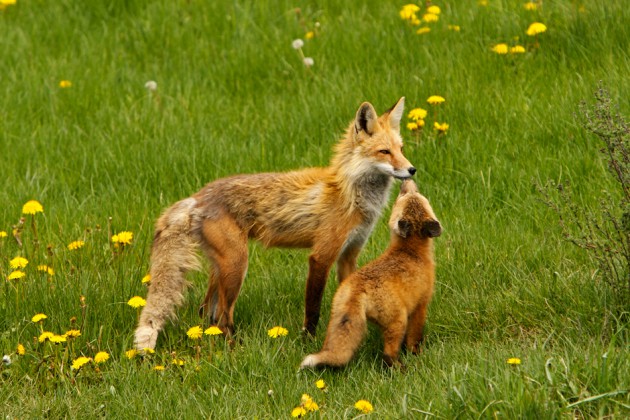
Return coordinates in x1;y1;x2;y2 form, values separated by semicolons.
408;167;417;176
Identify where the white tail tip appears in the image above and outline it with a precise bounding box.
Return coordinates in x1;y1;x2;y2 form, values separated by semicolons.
134;326;158;350
300;354;319;369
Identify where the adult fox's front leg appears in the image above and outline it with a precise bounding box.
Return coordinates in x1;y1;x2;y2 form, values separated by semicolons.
303;238;346;335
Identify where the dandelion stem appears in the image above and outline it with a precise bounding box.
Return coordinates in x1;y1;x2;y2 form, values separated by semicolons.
30;214;39;249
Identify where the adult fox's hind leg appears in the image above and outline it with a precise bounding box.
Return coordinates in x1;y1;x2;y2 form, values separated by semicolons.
199;216;248;336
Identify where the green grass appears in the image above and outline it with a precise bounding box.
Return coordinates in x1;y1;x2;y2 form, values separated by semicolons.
1;0;629;417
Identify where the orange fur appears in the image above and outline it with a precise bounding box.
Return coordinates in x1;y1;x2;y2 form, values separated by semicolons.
134;98;416;350
300;180;441;368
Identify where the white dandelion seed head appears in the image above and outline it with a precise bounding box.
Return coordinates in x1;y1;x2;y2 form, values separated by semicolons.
267;390;274;397
292;39;304;50
2;355;11;366
315;22;321;28
303;57;314;67
144;80;158;91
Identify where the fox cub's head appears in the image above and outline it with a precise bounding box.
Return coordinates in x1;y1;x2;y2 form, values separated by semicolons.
353;97;416;180
389;180;441;240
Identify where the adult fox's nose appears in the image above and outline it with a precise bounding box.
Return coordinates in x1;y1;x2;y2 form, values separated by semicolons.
408;167;417;176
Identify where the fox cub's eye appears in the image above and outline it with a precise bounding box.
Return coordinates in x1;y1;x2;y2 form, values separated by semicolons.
379;149;391;155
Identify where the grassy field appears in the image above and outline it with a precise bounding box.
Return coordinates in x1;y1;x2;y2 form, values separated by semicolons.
1;0;629;417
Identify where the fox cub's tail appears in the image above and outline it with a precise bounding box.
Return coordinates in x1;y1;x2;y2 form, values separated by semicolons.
134;198;201;350
300;296;368;368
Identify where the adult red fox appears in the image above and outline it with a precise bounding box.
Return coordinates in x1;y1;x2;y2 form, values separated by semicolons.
300;180;440;368
134;98;415;350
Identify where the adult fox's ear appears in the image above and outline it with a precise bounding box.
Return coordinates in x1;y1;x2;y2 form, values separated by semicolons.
355;102;378;136
396;219;412;238
386;97;405;131
422;219;442;238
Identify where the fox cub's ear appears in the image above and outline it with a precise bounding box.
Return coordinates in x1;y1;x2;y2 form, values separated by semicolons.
355;102;378;136
396;219;412;238
422;219;442;238
387;97;405;131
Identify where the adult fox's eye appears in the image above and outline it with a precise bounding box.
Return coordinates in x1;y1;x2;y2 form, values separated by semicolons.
379;149;391;155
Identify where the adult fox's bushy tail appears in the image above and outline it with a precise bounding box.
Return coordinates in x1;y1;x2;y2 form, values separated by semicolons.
134;198;201;350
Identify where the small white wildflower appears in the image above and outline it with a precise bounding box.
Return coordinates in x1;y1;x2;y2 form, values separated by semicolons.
292;39;304;50
315;21;321;28
267;389;273;397
303;57;314;67
144;80;158;91
2;355;11;366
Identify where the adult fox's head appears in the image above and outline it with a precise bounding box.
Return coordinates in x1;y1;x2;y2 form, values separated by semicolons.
352;97;416;180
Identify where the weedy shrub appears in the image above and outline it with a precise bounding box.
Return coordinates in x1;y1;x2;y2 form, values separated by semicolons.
538;85;629;311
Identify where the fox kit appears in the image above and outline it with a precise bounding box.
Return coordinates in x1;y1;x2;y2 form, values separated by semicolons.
134;98;416;350
300;180;441;368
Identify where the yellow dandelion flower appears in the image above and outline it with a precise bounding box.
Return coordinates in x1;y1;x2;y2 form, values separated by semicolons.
17;344;25;355
478;0;488;5
141;274;151;284
154;365;165;371
0;231;7;238
186;325;203;340
112;231;133;245
38;332;54;343
127;296;146;308
50;335;67;344
399;4;420;21
67;240;85;250
9;256;28;269
315;379;326;390
507;357;522;365
71;356;92;370
492;43;509;54
524;2;537;11
427;95;445;105
125;349;138;359
94;351;110;364
172;358;185;366
305;31;314;40
354;399;374;414
204;326;223;336
422;13;439;23
526;22;547;36
37;265;54;276
31;313;47;323
7;270;26;281
267;326;288;338
416;27;431;35
408;108;428;121
1;0;17;6
448;24;461;32
434;122;450;133
142;347;155;354
301;394;319;412
427;5;441;15
510;45;526;54
64;329;81;338
291;406;307;418
22;200;43;215
410;16;420;26
407;122;419;131
304;399;319;411
59;80;72;88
